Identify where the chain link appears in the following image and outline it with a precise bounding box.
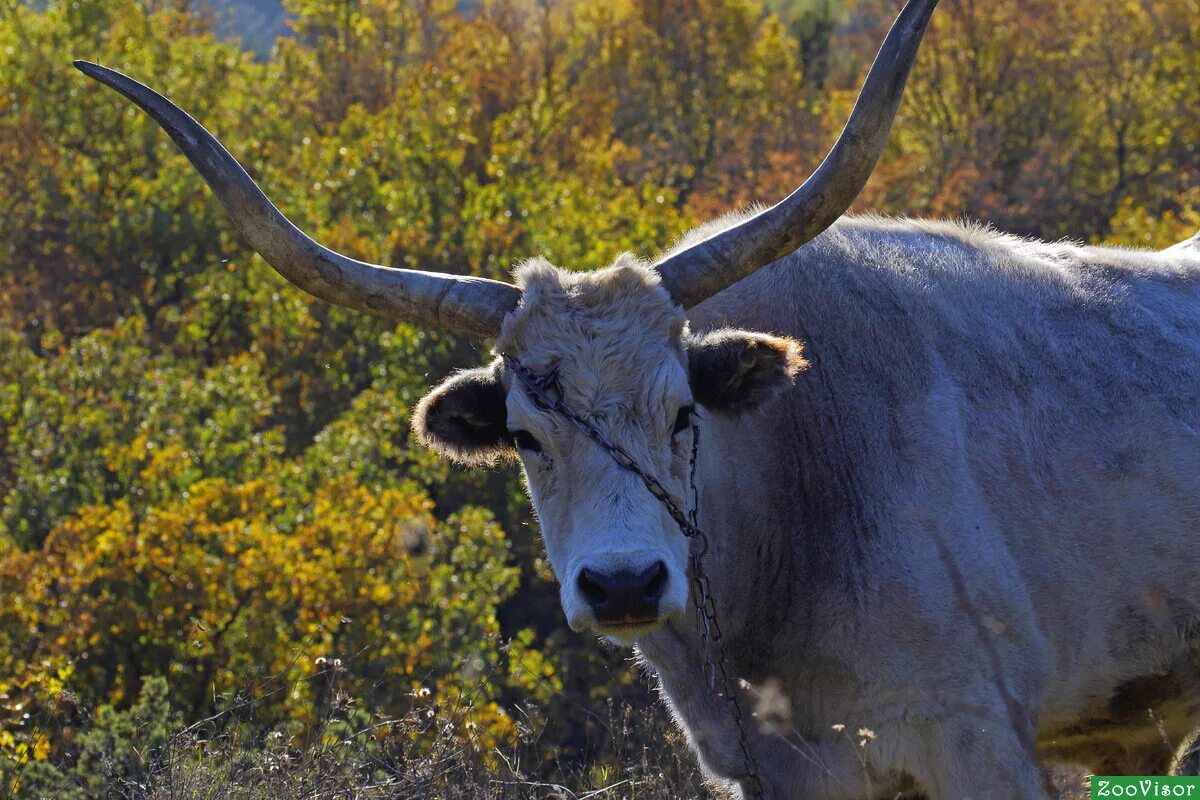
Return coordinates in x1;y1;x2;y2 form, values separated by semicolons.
503;354;764;798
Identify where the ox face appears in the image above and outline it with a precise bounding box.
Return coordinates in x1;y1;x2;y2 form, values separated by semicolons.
413;256;805;643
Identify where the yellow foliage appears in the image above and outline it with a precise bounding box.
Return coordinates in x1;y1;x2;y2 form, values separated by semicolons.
0;474;524;759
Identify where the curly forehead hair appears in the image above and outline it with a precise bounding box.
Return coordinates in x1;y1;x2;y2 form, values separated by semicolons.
495;255;687;365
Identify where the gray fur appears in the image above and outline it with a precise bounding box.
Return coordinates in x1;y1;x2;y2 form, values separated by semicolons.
642;214;1200;797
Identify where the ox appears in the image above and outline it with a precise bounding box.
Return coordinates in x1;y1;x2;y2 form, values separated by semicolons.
76;0;1200;796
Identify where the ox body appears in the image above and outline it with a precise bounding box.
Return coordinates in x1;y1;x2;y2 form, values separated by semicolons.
638;215;1200;796
442;216;1200;797
73;0;1200;795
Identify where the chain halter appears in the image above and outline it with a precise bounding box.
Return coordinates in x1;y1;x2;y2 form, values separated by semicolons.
501;354;764;798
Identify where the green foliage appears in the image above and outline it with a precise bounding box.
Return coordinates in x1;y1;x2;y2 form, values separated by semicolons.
769;0;841;88
871;0;1200;239
13;676;172;800
0;318;283;547
0;0;1196;794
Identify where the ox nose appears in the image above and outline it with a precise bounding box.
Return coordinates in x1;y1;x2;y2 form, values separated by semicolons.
576;561;669;626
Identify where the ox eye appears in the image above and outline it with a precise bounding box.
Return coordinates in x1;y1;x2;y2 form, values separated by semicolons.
672;405;695;437
511;429;543;454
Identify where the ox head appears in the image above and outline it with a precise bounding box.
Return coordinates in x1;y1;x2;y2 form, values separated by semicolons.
411;258;807;639
75;0;936;643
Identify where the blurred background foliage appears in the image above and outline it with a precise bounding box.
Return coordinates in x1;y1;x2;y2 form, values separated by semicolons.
0;0;1197;796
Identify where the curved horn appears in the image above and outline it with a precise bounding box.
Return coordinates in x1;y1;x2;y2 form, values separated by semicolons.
73;61;520;337
655;0;939;308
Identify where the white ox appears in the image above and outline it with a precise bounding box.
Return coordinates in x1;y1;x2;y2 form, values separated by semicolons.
77;0;1200;796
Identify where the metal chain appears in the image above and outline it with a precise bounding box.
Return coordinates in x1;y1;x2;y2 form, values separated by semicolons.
502;354;764;798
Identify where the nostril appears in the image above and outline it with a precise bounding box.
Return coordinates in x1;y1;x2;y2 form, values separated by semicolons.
642;561;668;601
577;568;608;607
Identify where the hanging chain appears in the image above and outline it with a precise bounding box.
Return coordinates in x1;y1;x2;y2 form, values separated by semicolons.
502;354;764;798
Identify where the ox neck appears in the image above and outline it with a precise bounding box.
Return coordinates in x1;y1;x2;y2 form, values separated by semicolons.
640;416;792;677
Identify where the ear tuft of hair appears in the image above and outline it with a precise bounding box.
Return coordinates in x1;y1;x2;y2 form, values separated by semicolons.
411;362;515;467
687;329;807;413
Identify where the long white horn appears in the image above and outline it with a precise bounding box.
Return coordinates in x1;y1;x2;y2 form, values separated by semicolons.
654;0;939;308
74;61;520;337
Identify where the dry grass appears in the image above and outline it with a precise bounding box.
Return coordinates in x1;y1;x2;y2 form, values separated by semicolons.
131;703;1097;800
7;679;709;800
129;708;707;800
2;664;1120;800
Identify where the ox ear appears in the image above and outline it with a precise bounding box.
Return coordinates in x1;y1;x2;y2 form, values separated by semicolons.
412;362;514;466
687;329;807;413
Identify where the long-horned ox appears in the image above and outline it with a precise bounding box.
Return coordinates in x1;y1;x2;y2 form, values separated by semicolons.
76;0;1200;796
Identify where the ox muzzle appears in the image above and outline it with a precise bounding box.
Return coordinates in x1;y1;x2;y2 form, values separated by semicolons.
564;549;688;641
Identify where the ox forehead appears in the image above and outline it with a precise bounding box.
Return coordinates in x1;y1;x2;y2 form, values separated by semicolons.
497;255;689;412
494;257;806;427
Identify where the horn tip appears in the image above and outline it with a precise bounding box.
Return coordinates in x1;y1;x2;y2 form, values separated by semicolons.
72;61;143;102
73;60;112;82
